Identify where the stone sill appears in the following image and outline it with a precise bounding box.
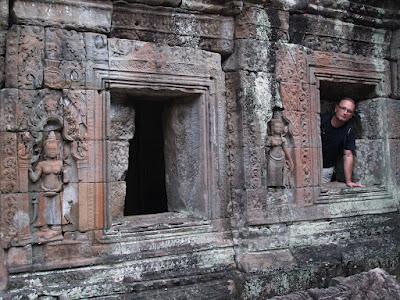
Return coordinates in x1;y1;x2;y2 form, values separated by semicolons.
317;184;391;204
101;212;212;243
249;185;398;226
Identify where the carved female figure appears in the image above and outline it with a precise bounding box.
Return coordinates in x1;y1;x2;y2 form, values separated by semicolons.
266;114;294;187
29;131;64;242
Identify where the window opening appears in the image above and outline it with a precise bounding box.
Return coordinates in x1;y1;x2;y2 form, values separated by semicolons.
319;81;377;186
124;100;168;216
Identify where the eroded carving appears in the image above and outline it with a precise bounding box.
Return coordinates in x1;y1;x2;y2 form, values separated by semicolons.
29;131;65;243
5;25;44;89
266;111;294;188
0;133;18;193
63;90;88;161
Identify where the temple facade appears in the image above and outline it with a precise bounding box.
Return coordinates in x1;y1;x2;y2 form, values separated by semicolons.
0;0;400;298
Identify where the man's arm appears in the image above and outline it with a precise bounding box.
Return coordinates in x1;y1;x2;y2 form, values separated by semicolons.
343;150;364;188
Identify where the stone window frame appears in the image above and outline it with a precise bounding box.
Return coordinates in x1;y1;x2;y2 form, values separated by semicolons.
91;40;227;230
308;52;391;202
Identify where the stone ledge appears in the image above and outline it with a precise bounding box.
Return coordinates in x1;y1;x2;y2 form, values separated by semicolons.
12;0;113;33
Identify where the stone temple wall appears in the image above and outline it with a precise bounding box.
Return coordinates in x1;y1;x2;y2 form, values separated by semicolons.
0;0;399;298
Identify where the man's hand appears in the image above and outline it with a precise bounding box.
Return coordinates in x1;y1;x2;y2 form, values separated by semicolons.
345;181;365;188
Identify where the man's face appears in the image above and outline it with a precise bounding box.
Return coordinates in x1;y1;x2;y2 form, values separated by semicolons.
335;99;355;122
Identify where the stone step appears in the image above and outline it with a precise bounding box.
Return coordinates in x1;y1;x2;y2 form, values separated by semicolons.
6;248;236;299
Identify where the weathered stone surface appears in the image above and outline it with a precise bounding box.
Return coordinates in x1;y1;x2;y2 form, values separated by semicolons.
108;102;135;141
78;182;105;231
0;56;4;88
0;30;6;56
235;5;289;41
389;139;400;187
5;25;44;89
275;43;308;83
271;268;400;300
223;39;274;72
108;38;222;76
164;100;204;215
385;99;400;139
45;28;86;61
109;181;126;220
7;245;32;269
290;14;391;57
0;247;7;291
0;0;399;298
44;59;86;89
0;0;8;29
85;32;108;61
13;0;112;33
0;133;18;193
0;193;31;247
111;3;234;56
353;139;384;185
357;98;386;139
108;141;130;181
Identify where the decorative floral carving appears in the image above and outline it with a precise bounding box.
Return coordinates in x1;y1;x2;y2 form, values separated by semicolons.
63;91;88;161
0;133;18;193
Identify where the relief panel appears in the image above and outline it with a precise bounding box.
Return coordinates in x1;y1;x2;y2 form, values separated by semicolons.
5;25;44;89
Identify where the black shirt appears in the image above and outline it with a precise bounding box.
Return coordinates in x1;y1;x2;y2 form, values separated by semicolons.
321;113;356;168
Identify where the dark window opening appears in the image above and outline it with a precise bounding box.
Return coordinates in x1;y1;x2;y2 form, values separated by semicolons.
319;81;377;184
319;81;375;139
124;100;168;216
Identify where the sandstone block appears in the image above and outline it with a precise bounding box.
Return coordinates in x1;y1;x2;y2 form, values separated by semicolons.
355;98;385;139
0;56;3;88
85;32;108;61
5;25;44;89
275;44;308;83
0;193;31;247
235;6;289;40
111;4;234;56
386;99;400;139
45;28;86;61
0;133;18;193
78;182;105;231
108;102;135;141
109;181;126;221
0;0;8;29
290;14;391;57
239;249;295;272
280;82;311;112
44;59;86;89
389;139;400;187
223;39;274;72
76;140;105;183
292;147;320;188
7;245;32;269
108;141;130;182
0;88;18;132
13;0;112;33
108;38;221;77
282;110;312;148
0;30;6;56
354;139;384;186
0;248;6;291
63;89;104;142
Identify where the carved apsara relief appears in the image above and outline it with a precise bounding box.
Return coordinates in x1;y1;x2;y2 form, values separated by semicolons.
265;111;294;188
